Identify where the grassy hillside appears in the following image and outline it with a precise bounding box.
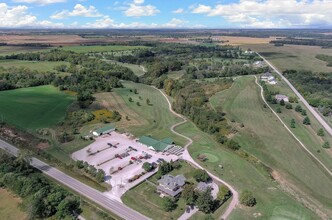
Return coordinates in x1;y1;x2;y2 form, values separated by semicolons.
241;44;332;73
0;188;26;220
0;85;75;131
92;81;186;146
0;60;70;72
210;76;332;218
0;46;51;56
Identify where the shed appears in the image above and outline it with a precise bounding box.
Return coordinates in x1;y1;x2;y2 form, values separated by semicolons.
92;125;115;136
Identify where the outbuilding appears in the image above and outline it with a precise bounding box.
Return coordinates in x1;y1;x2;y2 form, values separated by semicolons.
92;125;115;136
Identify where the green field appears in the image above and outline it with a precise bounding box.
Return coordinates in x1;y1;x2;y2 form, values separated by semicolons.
0;188;26;220
62;45;149;53
0;46;51;56
242;44;332;72
92;81;187;146
0;60;70;72
0;85;75;131
107;60;146;76
209;76;332;218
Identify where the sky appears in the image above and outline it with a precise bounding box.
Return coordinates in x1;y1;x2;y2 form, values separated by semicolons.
0;0;332;29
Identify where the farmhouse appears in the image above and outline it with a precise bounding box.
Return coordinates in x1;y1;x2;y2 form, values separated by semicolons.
92;125;115;136
157;174;186;197
138;136;174;152
276;94;289;102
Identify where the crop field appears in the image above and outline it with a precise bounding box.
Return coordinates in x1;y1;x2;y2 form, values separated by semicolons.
0;60;70;72
92;81;187;146
0;188;26;220
62;45;149;53
242;44;332;72
218;36;278;46
0;45;51;56
0;85;75;131
209;76;332;218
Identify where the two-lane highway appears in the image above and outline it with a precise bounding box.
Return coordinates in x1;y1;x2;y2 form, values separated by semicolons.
257;52;332;137
0;139;150;220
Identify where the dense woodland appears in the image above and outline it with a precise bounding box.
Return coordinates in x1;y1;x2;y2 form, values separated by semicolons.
270;38;332;48
0;150;81;219
316;54;332;67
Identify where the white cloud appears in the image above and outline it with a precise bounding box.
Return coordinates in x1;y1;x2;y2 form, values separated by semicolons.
0;3;63;28
172;8;184;14
51;4;102;19
190;0;332;27
124;0;159;17
84;17;186;29
13;0;66;5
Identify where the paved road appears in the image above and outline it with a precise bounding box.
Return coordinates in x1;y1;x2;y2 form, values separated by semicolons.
155;88;239;220
257;52;332;137
0;139;150;220
254;76;332;177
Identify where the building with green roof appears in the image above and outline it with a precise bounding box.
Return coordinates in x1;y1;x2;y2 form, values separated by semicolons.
138;136;174;152
92;124;115;136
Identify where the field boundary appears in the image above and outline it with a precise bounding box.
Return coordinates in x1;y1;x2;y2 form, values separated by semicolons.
254;75;332;177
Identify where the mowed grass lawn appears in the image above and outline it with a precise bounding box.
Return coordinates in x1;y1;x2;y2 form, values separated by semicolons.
0;85;74;131
92;81;187;146
62;45;149;53
241;44;332;73
0;60;70;72
0;188;26;220
106;60;146;76
209;76;332;218
122;161;195;220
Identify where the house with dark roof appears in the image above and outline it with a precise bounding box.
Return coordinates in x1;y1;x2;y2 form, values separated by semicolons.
138;136;174;152
157;174;186;197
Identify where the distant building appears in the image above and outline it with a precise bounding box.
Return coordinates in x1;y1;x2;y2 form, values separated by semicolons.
92;125;115;136
138;136;174;152
157;174;186;197
275;94;289;102
261;72;277;85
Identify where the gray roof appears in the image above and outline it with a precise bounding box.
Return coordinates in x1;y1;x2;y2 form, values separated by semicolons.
276;94;288;99
196;182;210;192
158;174;186;189
261;72;272;78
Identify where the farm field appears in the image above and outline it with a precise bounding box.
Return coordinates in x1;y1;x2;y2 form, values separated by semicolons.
242;44;332;72
0;188;26;220
209;76;332;218
92;81;187;146
0;85;75;131
0;45;50;56
0;60;69;72
218;36;278;45
62;45;149;53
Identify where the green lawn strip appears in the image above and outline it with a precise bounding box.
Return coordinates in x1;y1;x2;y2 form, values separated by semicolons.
106;60;146;76
209;76;332;216
0;46;51;56
0;60;70;72
0;85;75;131
113;81;187;146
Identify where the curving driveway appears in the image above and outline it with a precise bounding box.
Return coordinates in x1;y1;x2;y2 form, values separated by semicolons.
155;87;239;220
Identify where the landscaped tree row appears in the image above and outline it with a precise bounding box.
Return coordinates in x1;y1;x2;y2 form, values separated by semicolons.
0;150;81;219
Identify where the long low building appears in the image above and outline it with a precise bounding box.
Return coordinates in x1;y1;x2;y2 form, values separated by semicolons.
138;136;174;152
92;125;116;136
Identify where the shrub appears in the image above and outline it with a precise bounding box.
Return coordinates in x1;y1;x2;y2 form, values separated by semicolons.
240;190;256;207
193;169;211;182
303;117;311;125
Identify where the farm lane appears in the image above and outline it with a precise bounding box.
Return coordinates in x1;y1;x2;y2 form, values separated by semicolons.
0;139;150;220
257;52;332;137
155;87;240;220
